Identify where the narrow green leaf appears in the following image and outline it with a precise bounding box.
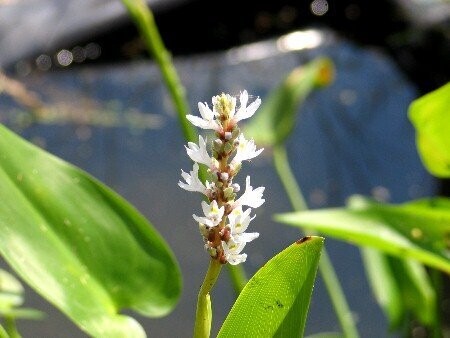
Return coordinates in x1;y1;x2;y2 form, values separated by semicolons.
0;125;182;337
388;257;436;326
408;82;450;177
245;58;334;146
275;195;450;273
361;248;405;329
217;236;323;338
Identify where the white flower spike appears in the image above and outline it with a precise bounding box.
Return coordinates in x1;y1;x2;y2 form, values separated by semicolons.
179;91;265;265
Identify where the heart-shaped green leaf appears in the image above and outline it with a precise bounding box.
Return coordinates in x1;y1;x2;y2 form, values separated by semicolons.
217;236;323;338
245;58;334;146
275;195;450;273
409;82;450;177
0;125;181;337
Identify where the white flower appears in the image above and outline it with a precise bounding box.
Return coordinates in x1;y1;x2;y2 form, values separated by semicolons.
185;135;212;167
193;200;224;227
222;240;247;265
186;102;221;131
228;207;255;235
231;134;263;168
227;207;259;244
233;90;261;122
222;206;259;265
233;176;265;209
178;163;207;194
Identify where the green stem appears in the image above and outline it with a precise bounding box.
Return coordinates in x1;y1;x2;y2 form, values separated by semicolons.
273;144;359;338
226;264;247;294
272;145;308;211
194;259;222;338
3;318;20;338
121;0;197;144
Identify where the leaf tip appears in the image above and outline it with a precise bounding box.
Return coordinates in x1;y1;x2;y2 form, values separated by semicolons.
296;236;312;244
315;58;335;87
295;235;324;245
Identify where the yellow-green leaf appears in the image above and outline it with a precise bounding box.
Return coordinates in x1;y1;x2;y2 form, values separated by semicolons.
409;82;450;177
218;236;323;338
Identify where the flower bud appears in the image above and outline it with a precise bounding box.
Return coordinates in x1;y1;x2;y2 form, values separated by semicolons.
232;126;240;138
223;186;235;201
224;141;233;154
220;172;229;181
231;183;240;192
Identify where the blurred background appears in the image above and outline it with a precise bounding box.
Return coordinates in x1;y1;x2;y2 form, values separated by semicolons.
0;0;449;337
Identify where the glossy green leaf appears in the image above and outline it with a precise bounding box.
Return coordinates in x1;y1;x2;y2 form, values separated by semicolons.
275;195;450;273
0;125;181;337
245;58;334;146
409;82;450;177
217;236;323;338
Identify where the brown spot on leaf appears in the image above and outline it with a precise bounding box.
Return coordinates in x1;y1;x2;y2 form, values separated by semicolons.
296;236;312;244
263;304;274;311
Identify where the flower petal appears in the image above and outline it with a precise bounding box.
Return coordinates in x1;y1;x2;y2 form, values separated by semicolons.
235;232;259;243
232;134;264;166
233;94;261;122
234;176;265;209
178;163;206;194
185;135;212;167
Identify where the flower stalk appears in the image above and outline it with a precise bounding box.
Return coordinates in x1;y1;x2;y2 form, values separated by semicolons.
193;259;222;338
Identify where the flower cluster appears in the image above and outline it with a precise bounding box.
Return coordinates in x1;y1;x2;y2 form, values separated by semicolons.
178;91;265;265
